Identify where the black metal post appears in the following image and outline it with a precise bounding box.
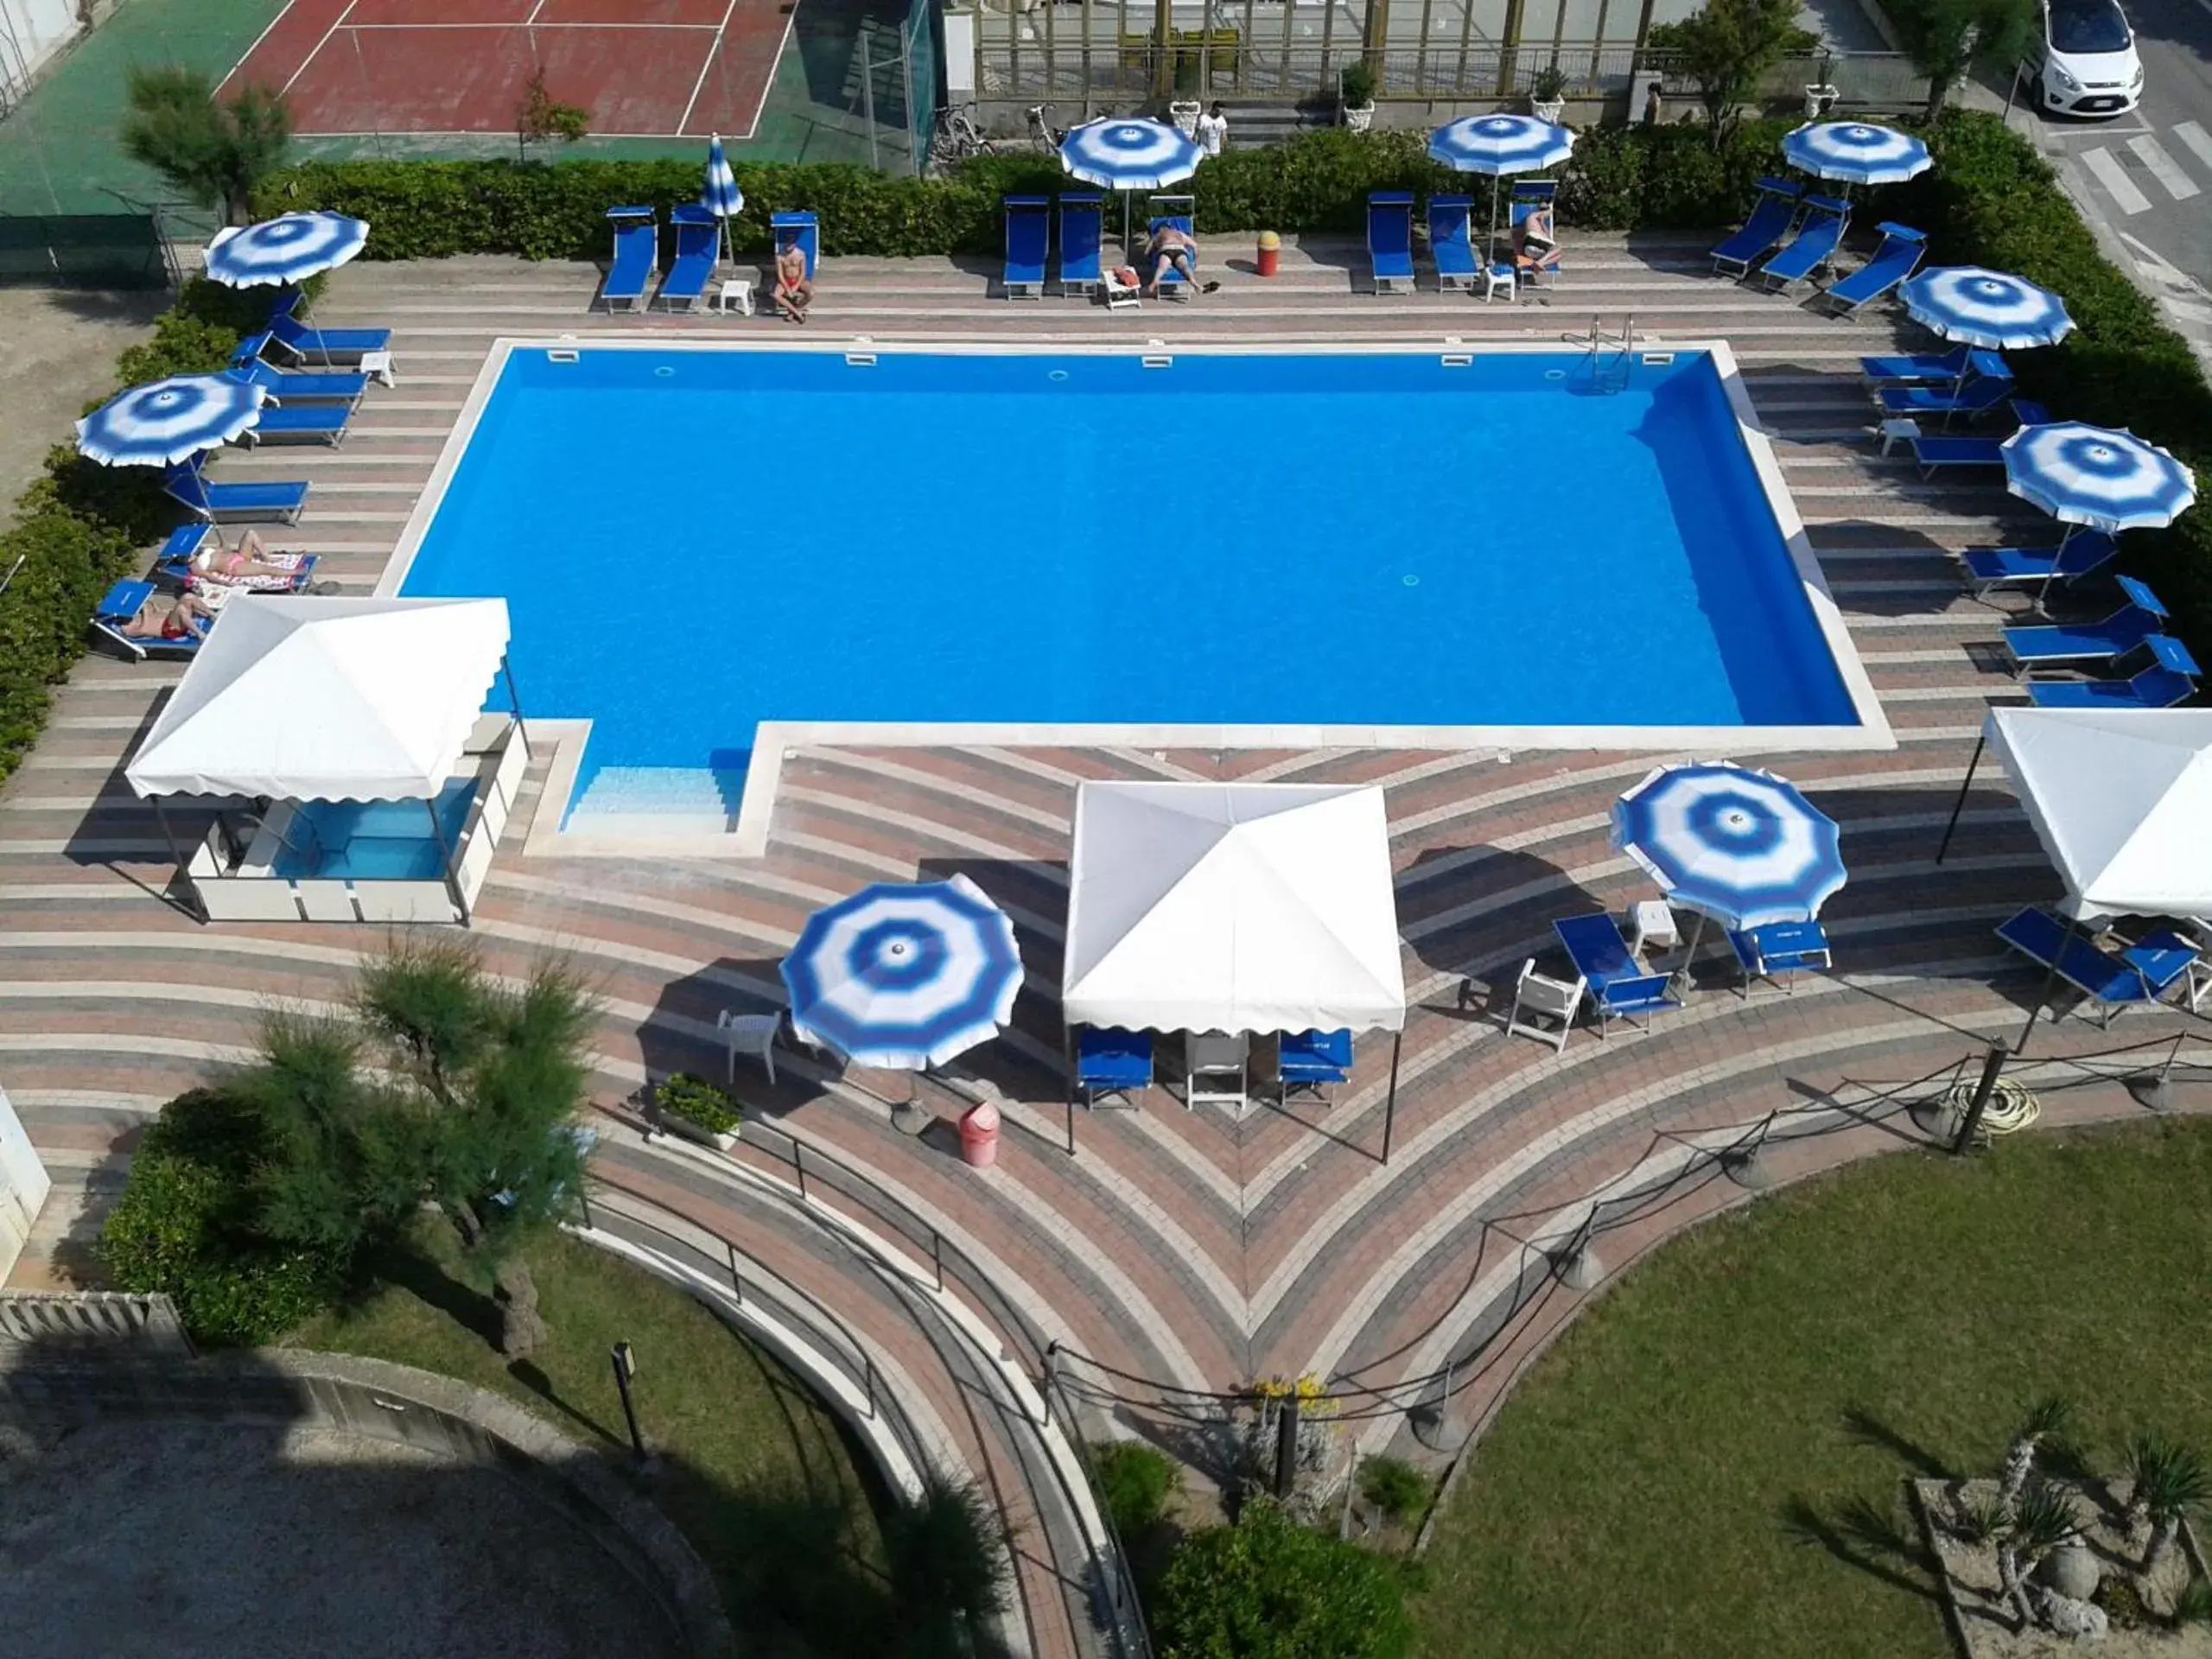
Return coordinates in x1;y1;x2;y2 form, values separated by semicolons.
931;1230;944;1293
792;1140;807;1199
2129;1030;2188;1113
1040;1341;1058;1429
1951;1041;2010;1154
149;797;207;923
423;790;468;926
2016;917;2079;1055
1382;1029;1402;1165
1935;729;1986;866
1065;1093;1076;1158
499;649;531;750
610;1341;650;1468
1273;1394;1300;1498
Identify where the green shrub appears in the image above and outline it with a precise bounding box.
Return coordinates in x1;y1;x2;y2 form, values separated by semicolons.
1095;1440;1180;1538
98;1090;348;1345
1154;1497;1422;1659
655;1071;741;1135
1358;1455;1432;1528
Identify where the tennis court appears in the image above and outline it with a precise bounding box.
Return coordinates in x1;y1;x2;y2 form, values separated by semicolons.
218;0;795;138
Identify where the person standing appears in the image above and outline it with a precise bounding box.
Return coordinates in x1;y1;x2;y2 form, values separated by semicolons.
1197;101;1229;157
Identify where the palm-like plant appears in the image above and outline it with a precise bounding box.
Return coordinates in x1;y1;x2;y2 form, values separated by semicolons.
1999;1396;2072;1516
882;1474;1010;1658
2126;1433;2210;1577
1997;1486;2085;1631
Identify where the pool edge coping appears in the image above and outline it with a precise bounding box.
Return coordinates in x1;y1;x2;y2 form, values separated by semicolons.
385;334;1897;861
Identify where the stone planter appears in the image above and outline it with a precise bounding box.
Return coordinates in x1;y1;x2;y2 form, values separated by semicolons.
1531;98;1565;124
1342;102;1374;132
1803;84;1839;118
658;1111;738;1153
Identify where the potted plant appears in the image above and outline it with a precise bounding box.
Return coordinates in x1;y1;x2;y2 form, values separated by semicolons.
654;1071;742;1151
1530;63;1568;124
1803;51;1839;118
1338;60;1376;130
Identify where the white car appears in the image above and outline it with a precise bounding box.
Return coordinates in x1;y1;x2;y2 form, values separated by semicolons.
2030;0;2145;117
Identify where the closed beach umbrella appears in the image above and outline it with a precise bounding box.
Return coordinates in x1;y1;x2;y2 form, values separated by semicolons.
1427;113;1575;260
204;211;369;288
1058;117;1204;251
75;374;267;468
780;874;1024;1072
2001;422;2196;533
1898;265;2075;351
1781;120;1930;187
700;132;744;264
1611;764;1847;932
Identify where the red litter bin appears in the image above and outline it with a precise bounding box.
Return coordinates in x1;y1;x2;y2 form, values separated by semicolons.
959;1100;1001;1169
1256;229;1281;277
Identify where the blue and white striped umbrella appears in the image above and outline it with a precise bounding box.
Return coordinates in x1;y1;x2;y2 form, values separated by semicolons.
781;874;1024;1071
204;211;369;288
2002;423;2196;532
1611;765;1847;931
1781;120;1930;186
1058;118;1203;190
701;132;744;218
74;374;268;467
1898;265;2075;350
1427;113;1575;175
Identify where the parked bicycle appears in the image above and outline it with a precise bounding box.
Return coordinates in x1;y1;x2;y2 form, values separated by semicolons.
929;105;996;169
1027;103;1068;153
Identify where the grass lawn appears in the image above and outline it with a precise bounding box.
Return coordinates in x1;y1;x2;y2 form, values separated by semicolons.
1413;1118;2212;1659
287;1220;894;1659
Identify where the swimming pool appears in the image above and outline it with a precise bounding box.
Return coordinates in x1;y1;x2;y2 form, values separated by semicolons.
389;341;1887;842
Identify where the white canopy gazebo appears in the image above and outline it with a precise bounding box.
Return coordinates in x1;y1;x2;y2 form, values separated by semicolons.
124;595;527;925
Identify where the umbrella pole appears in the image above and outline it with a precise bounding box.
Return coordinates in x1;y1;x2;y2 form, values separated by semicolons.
1489;175;1502;267
1935;729;1986;865
2034;526;2079;613
1674;912;1708;996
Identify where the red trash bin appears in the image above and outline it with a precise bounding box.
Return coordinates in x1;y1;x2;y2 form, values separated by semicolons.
959;1100;1001;1169
1256;229;1281;277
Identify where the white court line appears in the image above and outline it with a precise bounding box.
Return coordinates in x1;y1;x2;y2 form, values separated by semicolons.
2082;143;2155;213
2172;120;2212;174
2127;134;2201;200
283;0;358;99
677;0;740;134
222;0;309;96
335;17;721;23
734;0;799;142
524;0;545;21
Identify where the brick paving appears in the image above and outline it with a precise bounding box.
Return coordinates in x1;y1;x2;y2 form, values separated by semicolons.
5;235;2209;1653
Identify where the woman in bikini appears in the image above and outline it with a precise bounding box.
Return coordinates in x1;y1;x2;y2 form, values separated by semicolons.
189;528;302;588
121;589;223;643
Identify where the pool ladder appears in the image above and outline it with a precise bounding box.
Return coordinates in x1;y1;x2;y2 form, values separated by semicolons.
1563;315;1637;393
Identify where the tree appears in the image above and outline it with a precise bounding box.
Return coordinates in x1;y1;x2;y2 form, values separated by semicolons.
880;1474;1011;1658
513;67;589;162
1895;0;2040;121
1998;1395;2071;1517
2125;1433;2209;1578
119;65;291;226
1962;1486;2081;1630
1645;0;1818;146
1153;1497;1419;1659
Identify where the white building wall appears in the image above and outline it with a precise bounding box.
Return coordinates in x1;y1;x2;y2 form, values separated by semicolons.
0;0;84;109
0;1081;54;1286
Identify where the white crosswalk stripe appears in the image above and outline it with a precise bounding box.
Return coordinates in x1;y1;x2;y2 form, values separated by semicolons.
2082;143;2155;213
2172;121;2212;174
2126;135;2201;201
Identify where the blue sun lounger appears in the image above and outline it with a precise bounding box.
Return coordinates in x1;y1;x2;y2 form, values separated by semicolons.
1711;177;1802;276
1752;194;1848;291
1961;529;2119;595
1277;1028;1353;1103
1147;194;1196;296
772;211;819;279
599;206;658;312
1816;221;1924;315
238;402;350;446
2027;636;2201;709
152;522;319;593
1074;1026;1153;1108
1996;906;2196;1025
1862;345;2005;385
1907;429;2004;475
162;461;308;524
1878;374;2018;418
90;578;211;661
226;344;368;406
1726;920;1831;996
2001;576;2168;671
1429;195;1478;291
1554;913;1680;1036
1058;193;1103;296
1510;181;1560;286
655;204;719;311
1001;195;1050;299
1367;191;1415;293
266;290;391;365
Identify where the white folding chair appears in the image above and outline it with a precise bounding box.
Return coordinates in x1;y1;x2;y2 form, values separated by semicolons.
1185;1030;1249;1111
716;1009;780;1087
1505;959;1586;1053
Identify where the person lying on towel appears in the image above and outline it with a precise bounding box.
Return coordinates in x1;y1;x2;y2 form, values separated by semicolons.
188;528;305;589
120;588;221;643
1514;207;1561;278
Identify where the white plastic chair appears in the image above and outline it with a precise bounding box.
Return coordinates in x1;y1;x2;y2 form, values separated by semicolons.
1102;269;1142;310
716;1010;780;1086
1185;1031;1248;1111
1506;959;1586;1053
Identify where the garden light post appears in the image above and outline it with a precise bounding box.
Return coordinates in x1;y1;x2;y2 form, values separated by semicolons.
611;1340;652;1470
1951;1042;2012;1154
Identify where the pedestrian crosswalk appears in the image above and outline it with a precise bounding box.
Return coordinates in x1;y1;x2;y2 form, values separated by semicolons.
2076;124;2212;215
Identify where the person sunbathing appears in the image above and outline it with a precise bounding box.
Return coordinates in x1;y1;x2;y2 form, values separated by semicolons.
1146;223;1197;296
121;589;221;643
774;241;813;324
1514;207;1561;278
188;529;302;587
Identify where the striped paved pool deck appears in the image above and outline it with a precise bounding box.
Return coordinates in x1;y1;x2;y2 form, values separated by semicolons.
7;235;2206;1656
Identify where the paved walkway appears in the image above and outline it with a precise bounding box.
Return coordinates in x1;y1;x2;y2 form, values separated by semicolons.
6;235;2208;1653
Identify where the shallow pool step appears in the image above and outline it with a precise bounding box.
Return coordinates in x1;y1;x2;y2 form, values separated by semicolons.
563;766;743;833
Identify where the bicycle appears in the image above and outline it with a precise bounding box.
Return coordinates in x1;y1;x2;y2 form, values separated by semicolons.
929;105;996;170
1027;103;1068;153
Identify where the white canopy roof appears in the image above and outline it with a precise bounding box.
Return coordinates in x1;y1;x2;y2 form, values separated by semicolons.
125;595;510;801
1062;782;1407;1035
1987;707;2212;920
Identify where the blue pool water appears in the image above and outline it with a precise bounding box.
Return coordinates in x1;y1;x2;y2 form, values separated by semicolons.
275;777;476;880
399;347;1859;803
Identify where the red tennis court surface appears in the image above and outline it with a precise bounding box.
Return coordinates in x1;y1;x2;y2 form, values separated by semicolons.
219;0;793;138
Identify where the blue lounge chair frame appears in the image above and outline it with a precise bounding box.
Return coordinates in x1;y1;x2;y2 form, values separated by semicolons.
226;345;367;407
655;204;720;312
772;211;819;279
152;522;320;594
1996;906;2196;1027
2026;635;2201;710
600;206;658;313
239;402;351;447
162;461;308;525
1073;1026;1154;1109
1726;920;1831;997
265;290;391;366
1961;529;2119;598
91;578;209;661
1366;191;1415;294
1058;194;1103;296
1816;220;1925;315
1429;195;1478;291
1711;177;1802;277
1147;194;1196;296
1553;913;1680;1036
1878;374;2018;419
1510;181;1560;286
1002;195;1050;299
1277;1028;1352;1103
2000;575;2168;671
1751;194;1848;291
1862;345;1997;385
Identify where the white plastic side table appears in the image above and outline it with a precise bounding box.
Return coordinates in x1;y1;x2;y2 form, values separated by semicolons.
1482;264;1516;303
357;349;397;387
717;278;755;316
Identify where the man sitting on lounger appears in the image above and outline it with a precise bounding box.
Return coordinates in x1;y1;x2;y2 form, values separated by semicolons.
1513;207;1561;279
121;588;221;643
1145;223;1198;297
774;241;813;324
188;528;304;588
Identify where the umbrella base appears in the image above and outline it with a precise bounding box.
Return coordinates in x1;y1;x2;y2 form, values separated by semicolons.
891;1099;933;1136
